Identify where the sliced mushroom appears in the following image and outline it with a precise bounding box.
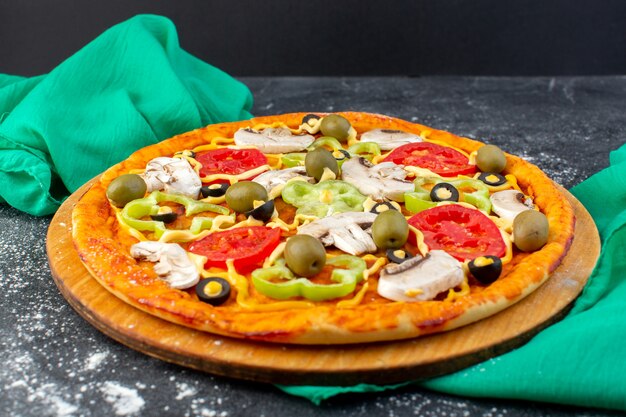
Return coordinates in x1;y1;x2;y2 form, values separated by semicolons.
298;212;378;255
141;157;201;199
341;157;414;202
130;241;199;289
252;167;313;195
234;127;315;154
359;129;422;150
377;250;464;302
490;190;534;221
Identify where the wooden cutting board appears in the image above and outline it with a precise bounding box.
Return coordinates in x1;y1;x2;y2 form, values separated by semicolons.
47;180;599;386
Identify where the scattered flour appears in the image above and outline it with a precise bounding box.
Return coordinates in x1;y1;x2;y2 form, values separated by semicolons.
85;351;109;371
100;381;145;416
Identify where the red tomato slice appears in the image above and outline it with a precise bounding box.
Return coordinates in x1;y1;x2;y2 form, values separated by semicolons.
408;205;506;262
383;142;476;177
188;226;281;273
196;148;267;178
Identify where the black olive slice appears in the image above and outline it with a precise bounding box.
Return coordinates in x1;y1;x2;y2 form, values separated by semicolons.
245;199;275;222
201;183;229;198
430;183;460;202
468;255;503;285
370;202;398;214
333;149;351;161
150;207;178;223
302;114;321;125
173;149;196;159
386;248;414;264
478;172;507;186
196;277;231;306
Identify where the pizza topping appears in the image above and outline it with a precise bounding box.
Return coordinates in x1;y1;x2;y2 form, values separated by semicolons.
359;128;423;150
347;142;382;161
224;181;268;213
490;190;534;221
298;212;378;256
302;113;321;126
406;177;492;214
200;183;229;198
149;206;178;224
245;199;275;223
106;174;147;208
196;277;231;306
305;148;340;181
130;241;200;289
251;255;366;301
512;210;549;252
284;234;327;277
408;204;507;261
320;114;352;143
377;250;464;302
430;183;460;202
281;180;366;217
188;226;282;273
478;172;507;186
141;157;202;199
340;157;414;202
371;209;409;250
383;142;476;177
476;144;507;173
386;248;414;264
234;127;315;154
252;166;312;197
468;255;502;285
368;201;400;214
120;191;229;239
196;148;268;181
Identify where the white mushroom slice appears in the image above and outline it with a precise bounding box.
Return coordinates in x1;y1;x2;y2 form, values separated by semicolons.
130;241;199;290
142;157;201;199
298;212;378;255
490;190;534;221
234;127;315;154
341;157;414;202
360;128;422;150
377;250;464;302
252;167;313;194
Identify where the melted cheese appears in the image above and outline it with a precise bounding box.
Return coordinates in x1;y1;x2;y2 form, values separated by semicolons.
408;225;429;256
199;164;270;184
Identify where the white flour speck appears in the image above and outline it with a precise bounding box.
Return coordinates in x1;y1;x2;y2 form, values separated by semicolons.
175;382;198;400
84;351;109;371
100;381;145;416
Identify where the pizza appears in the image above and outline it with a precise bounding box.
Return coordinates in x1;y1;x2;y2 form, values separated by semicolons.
71;112;575;344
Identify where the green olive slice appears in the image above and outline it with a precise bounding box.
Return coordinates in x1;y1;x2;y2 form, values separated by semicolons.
476;144;507;173
513;210;549;252
106;174;147;208
320;114;351;143
305;148;339;181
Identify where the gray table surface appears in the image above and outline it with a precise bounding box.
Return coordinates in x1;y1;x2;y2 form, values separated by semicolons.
2;76;625;417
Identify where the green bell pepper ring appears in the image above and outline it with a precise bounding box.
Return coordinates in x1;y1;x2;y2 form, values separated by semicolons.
281;180;366;217
281;153;306;168
307;136;344;152
251;255;367;301
451;178;492;213
347;142;381;161
120;191;230;238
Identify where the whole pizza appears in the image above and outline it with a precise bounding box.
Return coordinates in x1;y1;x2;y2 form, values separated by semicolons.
72;112;575;344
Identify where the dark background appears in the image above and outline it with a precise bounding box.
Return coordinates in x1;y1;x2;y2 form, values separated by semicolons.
1;0;625;77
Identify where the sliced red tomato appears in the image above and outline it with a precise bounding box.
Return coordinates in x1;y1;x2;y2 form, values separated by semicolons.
196;148;267;178
188;226;281;273
408;205;506;262
383;142;476;177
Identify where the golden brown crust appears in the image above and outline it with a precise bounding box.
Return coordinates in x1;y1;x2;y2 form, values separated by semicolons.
72;112;576;344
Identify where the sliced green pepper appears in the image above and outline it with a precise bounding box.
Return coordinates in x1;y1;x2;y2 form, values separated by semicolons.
281;180;366;217
307;136;343;152
120;191;230;238
251;255;366;301
404;177;492;213
281;153;306;168
347;142;381;161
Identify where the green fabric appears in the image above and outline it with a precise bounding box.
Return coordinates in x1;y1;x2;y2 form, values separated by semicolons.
280;143;626;411
0;15;253;216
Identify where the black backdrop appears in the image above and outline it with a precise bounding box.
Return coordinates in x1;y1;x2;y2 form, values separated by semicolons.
1;0;625;77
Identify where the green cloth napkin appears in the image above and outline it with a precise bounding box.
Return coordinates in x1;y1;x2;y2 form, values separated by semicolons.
281;144;626;411
0;15;253;216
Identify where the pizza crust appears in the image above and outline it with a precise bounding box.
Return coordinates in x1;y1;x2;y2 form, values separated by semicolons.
72;112;575;344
